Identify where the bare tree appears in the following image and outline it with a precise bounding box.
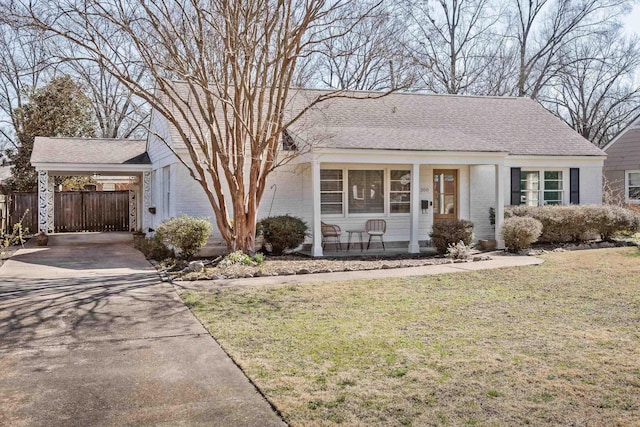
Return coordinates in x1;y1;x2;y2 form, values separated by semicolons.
508;0;631;98
404;0;504;94
4;0;384;252
308;8;414;90
542;29;640;147
0;23;51;150
63;59;150;138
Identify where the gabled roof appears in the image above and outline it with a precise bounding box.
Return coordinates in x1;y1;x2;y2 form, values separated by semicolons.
31;137;150;165
157;83;604;157
285;90;605;156
602;113;640;152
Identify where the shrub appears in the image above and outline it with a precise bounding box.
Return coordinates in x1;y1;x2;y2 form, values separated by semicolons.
505;205;640;243
446;241;472;260
257;215;308;255
218;250;265;268
501;217;543;252
155;215;212;260
430;219;474;254
586;205;640;240
2;209;30;249
138;236;174;261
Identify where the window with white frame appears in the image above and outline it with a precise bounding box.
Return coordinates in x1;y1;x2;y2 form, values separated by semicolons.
627;171;640;202
349;170;384;214
320;169;343;214
389;170;411;213
521;170;564;206
320;168;412;215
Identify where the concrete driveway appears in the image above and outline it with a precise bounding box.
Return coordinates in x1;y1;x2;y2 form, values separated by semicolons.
0;233;284;427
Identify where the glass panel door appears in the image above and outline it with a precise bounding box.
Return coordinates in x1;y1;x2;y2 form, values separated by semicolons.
433;170;457;222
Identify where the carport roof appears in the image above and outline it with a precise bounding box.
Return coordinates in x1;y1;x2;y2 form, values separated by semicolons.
31;137;150;165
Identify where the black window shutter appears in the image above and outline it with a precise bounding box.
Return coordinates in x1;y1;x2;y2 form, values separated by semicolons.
510;167;521;205
570;168;580;204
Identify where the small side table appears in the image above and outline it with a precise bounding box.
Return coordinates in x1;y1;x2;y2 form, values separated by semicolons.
346;230;365;252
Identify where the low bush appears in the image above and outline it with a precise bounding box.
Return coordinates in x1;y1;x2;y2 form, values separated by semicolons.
446;241;473;260
430;219;474;254
501;217;543;252
219;250;265;268
257;215;308;255
505;205;640;243
155;215;212;260
138;235;174;261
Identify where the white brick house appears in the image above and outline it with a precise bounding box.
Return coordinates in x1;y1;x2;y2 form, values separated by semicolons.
144;87;605;257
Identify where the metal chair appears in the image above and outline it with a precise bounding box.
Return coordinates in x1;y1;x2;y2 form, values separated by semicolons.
365;219;386;250
321;221;342;251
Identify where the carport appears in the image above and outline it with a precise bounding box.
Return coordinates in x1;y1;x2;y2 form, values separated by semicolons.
30;137;153;234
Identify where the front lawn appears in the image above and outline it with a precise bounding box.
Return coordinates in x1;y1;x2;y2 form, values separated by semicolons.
180;247;640;426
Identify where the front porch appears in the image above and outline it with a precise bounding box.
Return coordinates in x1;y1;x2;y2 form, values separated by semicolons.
305;149;508;257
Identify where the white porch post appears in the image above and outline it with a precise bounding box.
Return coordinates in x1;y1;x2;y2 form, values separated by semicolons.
311;159;323;257
37;170;49;233
142;171;152;233
129;186;138;231
408;162;421;253
47;174;54;233
37;171;54;233
495;163;505;249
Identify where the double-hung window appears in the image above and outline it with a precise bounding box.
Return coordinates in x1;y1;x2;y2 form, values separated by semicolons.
320;168;412;215
320;169;344;214
520;170;564;206
627;171;640;203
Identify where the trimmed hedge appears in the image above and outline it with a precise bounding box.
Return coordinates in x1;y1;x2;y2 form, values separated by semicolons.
430;219;474;254
505;205;640;243
155;215;212;259
257;215;308;255
501;216;543;252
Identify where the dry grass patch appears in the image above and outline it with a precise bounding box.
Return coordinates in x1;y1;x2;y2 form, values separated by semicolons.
180;247;640;426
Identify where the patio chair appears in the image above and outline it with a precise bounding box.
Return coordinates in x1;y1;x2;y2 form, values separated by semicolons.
321;221;342;251
365;219;386;251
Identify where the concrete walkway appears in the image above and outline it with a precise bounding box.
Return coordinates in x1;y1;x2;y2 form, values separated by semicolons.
0;233;284;427
176;253;544;291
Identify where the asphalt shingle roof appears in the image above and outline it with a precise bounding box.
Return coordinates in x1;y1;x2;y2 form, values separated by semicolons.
31;137;150;165
284;90;605;156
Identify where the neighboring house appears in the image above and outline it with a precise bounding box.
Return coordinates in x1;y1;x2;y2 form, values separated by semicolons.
603;114;640;205
146;87;605;256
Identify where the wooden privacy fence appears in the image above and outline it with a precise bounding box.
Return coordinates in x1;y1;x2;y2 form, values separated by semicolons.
8;191;130;233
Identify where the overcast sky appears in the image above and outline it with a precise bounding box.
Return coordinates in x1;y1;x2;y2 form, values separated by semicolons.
624;4;640;36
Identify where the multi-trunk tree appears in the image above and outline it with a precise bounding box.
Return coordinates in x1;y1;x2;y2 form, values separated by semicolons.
4;0;384;252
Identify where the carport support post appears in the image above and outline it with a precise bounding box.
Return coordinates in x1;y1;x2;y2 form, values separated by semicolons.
142;171;152;233
408;162;421;253
37;170;54;233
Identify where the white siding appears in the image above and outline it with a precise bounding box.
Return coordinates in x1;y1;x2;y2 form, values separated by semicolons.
579;165;603;204
469;165;497;240
146;110;174;165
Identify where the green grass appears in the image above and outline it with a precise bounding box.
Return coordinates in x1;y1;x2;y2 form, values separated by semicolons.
180;247;640;426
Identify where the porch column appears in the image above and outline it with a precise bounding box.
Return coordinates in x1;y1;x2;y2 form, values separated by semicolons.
37;170;53;233
142;171;152;233
311;159;323;257
494;163;505;249
129;187;138;232
408;162;421;253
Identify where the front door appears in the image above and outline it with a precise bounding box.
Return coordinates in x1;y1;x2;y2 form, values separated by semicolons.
433;170;457;221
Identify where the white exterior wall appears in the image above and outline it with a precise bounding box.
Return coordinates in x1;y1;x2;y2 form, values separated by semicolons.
470;165;497;240
579;165;604;204
504;157;605;206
